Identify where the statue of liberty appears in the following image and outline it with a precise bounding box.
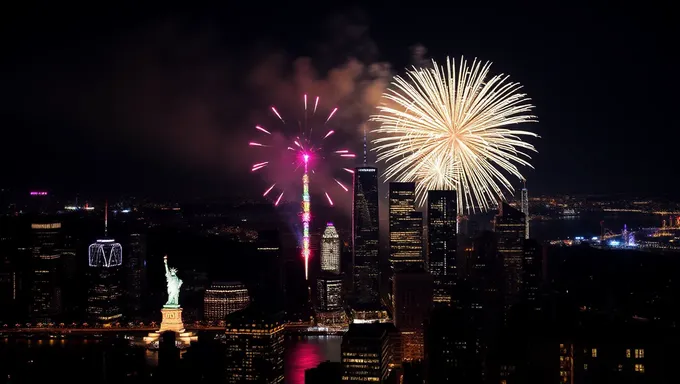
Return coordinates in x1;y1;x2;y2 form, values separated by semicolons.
163;255;182;308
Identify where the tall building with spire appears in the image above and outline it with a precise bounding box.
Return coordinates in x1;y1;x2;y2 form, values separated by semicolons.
352;166;380;307
87;202;123;323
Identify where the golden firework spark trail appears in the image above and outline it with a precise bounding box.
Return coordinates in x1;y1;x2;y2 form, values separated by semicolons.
371;57;538;212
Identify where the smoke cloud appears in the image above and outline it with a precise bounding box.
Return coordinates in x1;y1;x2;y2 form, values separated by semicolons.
9;11;394;205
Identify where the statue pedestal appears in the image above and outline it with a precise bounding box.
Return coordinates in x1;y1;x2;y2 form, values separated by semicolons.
159;307;185;333
143;306;197;348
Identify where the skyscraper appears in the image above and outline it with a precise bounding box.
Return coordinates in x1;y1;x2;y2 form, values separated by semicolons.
352;166;380;307
495;202;526;309
341;324;390;383
29;222;64;322
427;190;457;306
87;206;123;323
204;282;249;321
87;239;123;322
316;275;343;312
224;308;285;383
393;268;433;361
321;223;341;274
389;182;424;271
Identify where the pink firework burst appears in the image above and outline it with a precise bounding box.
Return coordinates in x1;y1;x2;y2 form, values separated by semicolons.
249;94;355;207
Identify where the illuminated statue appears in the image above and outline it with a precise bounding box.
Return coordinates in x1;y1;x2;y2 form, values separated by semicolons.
164;255;182;307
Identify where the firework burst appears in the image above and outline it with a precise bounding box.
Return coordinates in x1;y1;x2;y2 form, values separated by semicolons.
250;95;354;279
371;57;538;212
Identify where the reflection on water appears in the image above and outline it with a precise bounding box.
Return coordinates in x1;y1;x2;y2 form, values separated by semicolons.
284;336;342;384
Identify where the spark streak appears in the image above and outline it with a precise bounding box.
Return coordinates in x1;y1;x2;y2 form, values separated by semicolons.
274;192;284;206
335;150;348;154
271;107;285;123
323;130;334;139
343;168;355;174
313;96;319;114
334;179;348;191
249;142;265;147
324;192;333;206
304;94;307;111
340;154;356;158
255;125;271;135
263;184;275;196
325;107;338;123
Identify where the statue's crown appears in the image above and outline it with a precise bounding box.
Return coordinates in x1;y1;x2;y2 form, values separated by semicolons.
170;267;178;274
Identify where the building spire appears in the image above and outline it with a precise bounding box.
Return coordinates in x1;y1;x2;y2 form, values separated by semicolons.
363;124;367;165
104;200;108;237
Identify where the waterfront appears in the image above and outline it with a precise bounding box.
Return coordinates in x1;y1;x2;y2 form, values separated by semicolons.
0;335;342;383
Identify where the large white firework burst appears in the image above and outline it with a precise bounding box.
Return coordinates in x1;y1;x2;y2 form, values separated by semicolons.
371;57;538;213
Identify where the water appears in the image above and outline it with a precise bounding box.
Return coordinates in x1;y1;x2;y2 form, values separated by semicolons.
0;335;342;383
284;336;342;384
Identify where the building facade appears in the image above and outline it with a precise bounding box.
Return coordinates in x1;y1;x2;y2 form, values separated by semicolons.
321;223;341;274
224;309;285;383
204;281;249;321
389;182;423;271
87;239;123;323
427;190;457;306
341;324;390;383
352;167;380;307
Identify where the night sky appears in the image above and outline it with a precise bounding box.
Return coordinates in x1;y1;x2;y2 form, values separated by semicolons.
0;2;674;199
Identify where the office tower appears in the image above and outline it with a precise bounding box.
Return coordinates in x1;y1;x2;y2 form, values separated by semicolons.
87;206;123;323
256;230;283;311
392;268;433;361
495;202;526;309
125;233;146;318
306;361;342;384
316;273;346;326
321;223;341;274
521;183;529;239
425;307;482;383
341;324;390;383
203;281;249;321
224;308;285;383
352;166;380;306
427;190;457;306
29;222;64;322
522;239;543;310
87;239;123;322
389;182;424;272
317;274;343;311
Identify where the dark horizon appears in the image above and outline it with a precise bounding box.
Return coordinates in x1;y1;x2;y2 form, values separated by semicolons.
1;2;674;199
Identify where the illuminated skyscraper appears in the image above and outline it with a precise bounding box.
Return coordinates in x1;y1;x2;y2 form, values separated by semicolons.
87;205;123;322
341;324;390;383
389;182;424;272
352;166;380;306
29;222;64;322
224;308;285;383
321;223;341;274
521;181;529;239
427;190;457;306
495;202;526;309
203;281;249;321
317;274;343;312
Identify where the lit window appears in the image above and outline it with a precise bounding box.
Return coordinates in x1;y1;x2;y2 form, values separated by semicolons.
584;363;588;370
635;363;645;373
591;348;597;358
635;349;644;359
626;349;631;358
